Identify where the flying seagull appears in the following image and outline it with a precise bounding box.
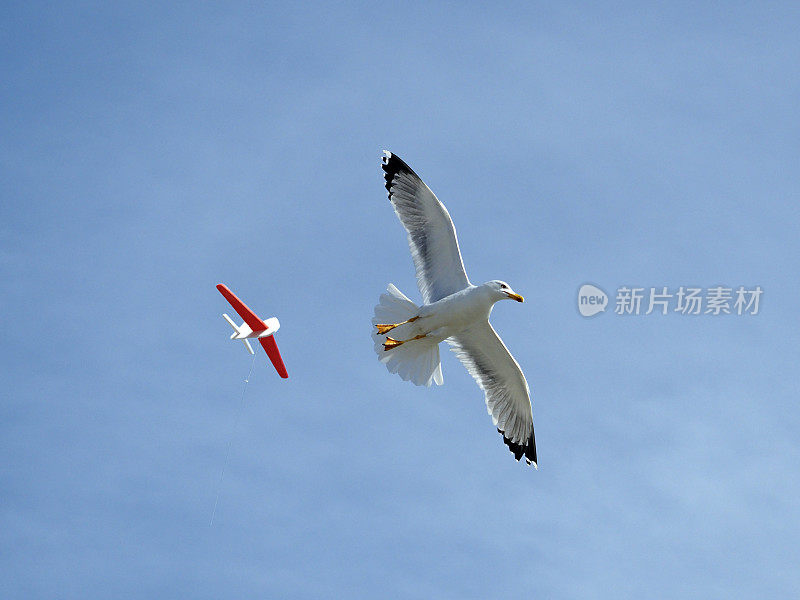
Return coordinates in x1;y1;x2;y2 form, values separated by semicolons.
372;151;537;467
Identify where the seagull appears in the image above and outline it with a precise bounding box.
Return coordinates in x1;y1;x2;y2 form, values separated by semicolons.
372;151;537;467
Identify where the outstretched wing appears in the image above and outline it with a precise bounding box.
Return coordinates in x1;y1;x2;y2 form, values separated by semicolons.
448;323;537;467
381;151;470;303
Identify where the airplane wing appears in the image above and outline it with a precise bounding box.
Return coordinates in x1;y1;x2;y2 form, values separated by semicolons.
259;336;289;379
216;284;268;332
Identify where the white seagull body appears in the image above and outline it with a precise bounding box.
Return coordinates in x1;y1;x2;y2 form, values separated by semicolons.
372;151;537;467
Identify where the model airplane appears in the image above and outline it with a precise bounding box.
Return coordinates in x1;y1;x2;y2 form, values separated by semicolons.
216;283;288;378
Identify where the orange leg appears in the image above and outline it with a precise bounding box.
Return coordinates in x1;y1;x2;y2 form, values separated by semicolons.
382;334;427;351
375;315;419;335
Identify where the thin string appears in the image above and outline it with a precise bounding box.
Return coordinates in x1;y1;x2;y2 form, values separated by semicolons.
210;351;257;526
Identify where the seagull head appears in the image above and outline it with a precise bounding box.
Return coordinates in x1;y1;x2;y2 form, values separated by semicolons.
486;280;524;303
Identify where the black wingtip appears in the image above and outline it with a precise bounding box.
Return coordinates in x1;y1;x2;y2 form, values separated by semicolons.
499;428;537;468
381;150;420;197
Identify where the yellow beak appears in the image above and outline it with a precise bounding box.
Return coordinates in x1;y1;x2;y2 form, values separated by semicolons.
506;292;524;303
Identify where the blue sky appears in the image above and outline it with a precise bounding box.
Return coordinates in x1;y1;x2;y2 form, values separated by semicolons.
2;2;799;598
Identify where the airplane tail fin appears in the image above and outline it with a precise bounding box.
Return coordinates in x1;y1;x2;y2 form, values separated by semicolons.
222;313;240;334
221;313;255;354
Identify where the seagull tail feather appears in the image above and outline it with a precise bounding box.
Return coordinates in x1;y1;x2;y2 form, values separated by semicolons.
372;284;443;387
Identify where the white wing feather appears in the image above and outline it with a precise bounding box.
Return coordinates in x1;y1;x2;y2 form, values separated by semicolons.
381;151;471;303
448;323;537;466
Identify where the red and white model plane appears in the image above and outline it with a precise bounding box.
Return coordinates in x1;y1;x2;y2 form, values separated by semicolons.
216;283;288;378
